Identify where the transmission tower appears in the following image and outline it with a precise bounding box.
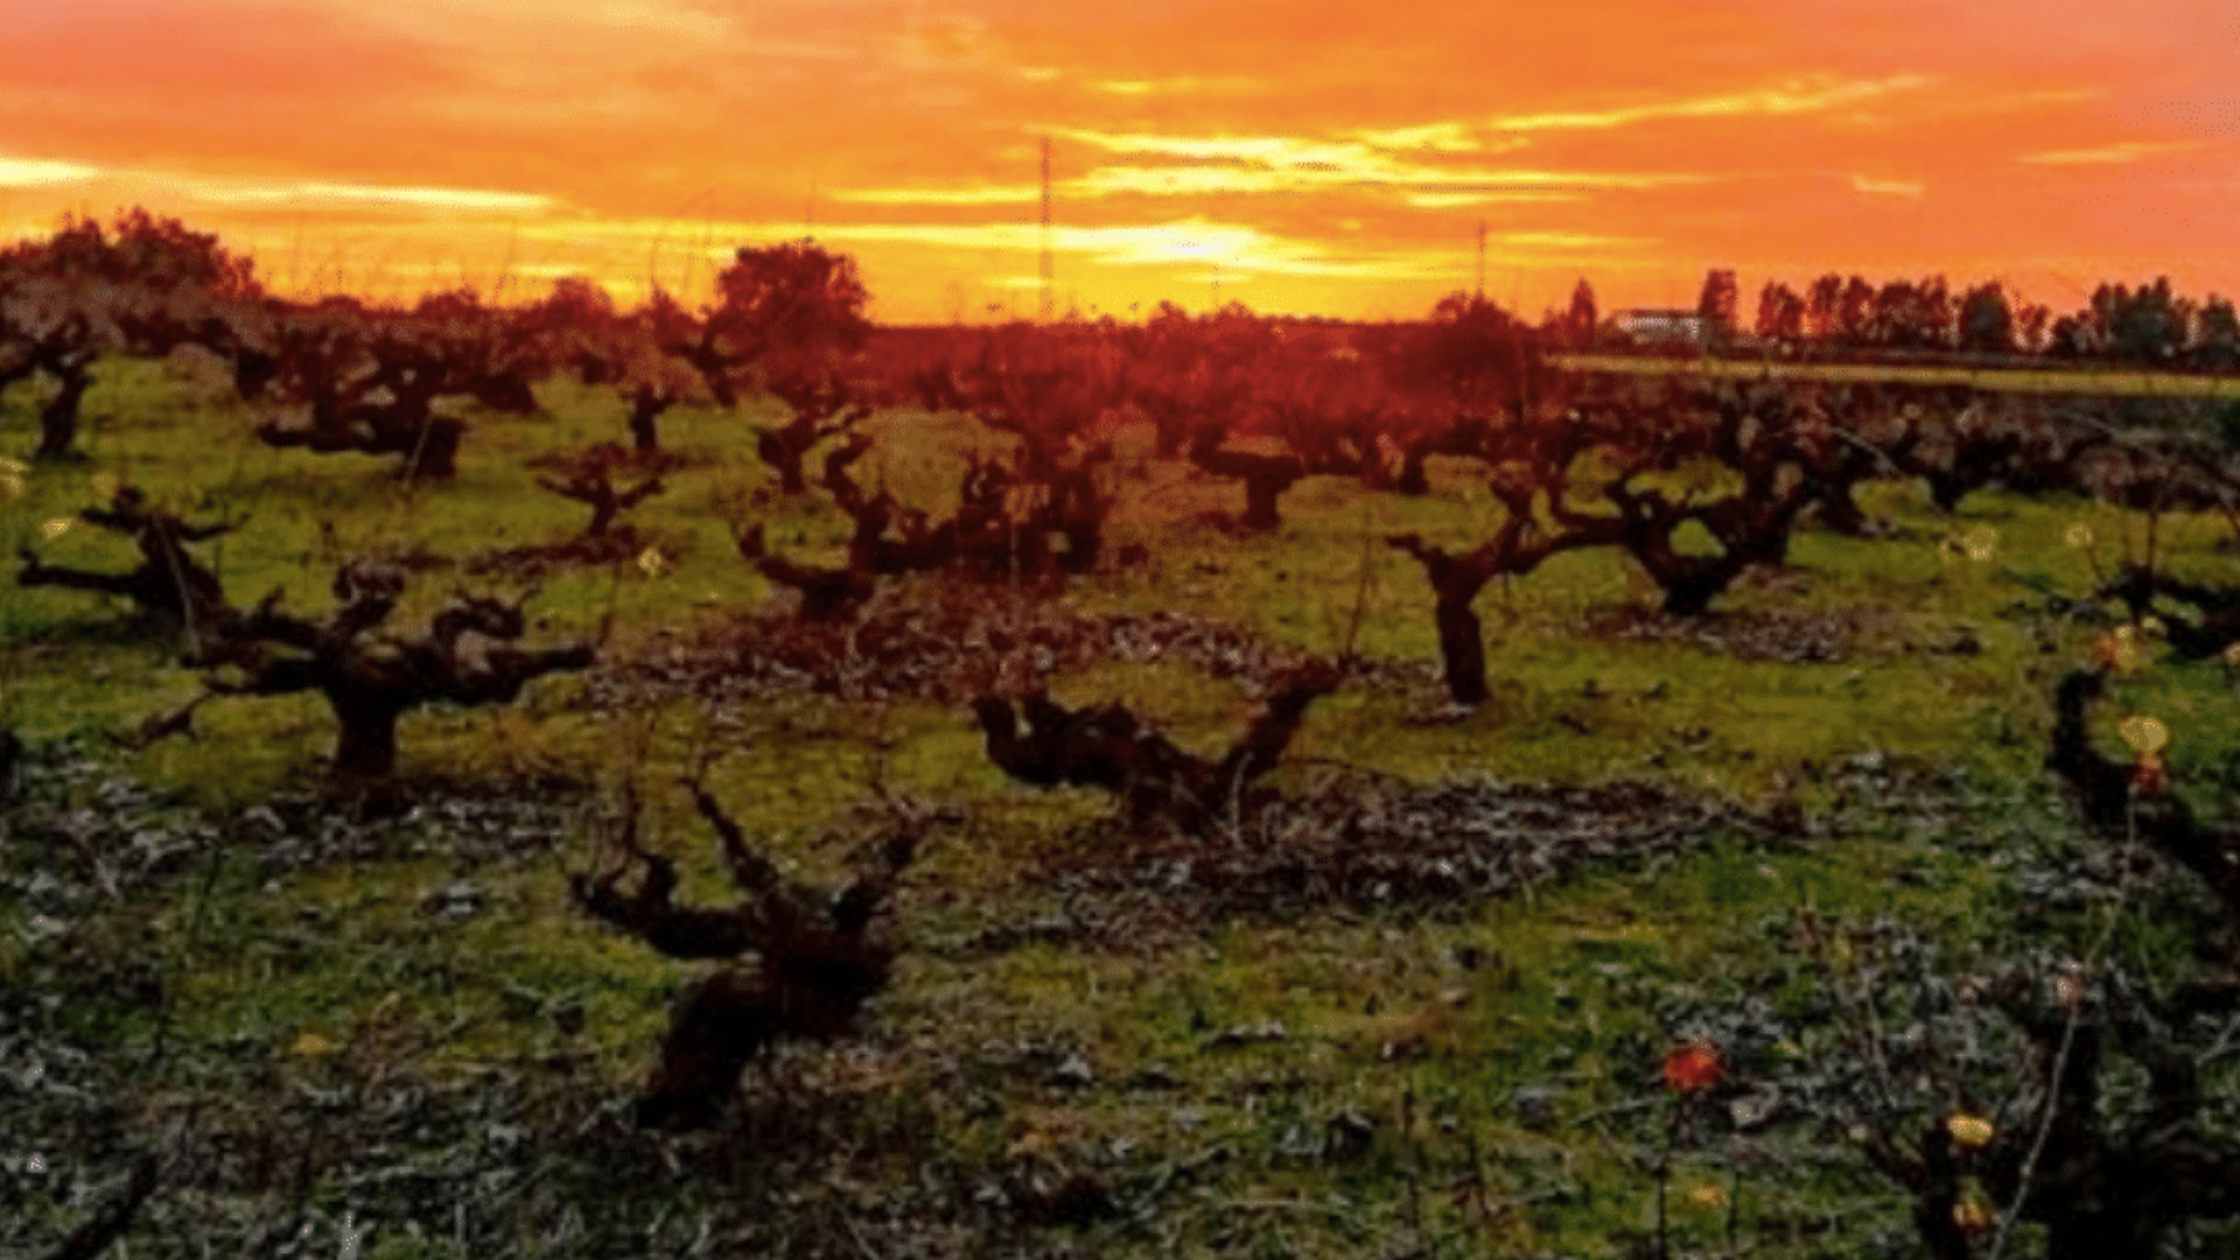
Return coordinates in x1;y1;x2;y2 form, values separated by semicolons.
1039;137;1054;323
1476;220;1487;302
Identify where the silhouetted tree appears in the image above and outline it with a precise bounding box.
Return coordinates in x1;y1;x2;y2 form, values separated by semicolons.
2048;312;2096;360
0;208;259;298
2015;300;2053;354
2195;296;2240;371
677;241;871;409
1836;276;1877;346
2094;277;2191;364
1398;293;1551;421
1756;281;1807;347
1869;275;1953;351
1957;282;2016;355
1564;278;1599;349
1695;268;1739;349
1806;273;1846;342
707;242;871;367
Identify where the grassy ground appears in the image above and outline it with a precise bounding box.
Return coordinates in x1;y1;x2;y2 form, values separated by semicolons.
3;354;2235;1257
1552;351;2240;399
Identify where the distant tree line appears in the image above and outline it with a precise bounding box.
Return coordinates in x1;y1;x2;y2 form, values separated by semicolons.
1718;269;2240;370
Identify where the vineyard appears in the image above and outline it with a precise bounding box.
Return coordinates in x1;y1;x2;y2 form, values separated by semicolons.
7;217;2240;1259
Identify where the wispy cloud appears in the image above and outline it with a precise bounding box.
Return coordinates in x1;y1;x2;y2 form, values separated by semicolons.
1042;127;1695;196
323;0;733;48
0;155;104;187
1975;86;2106;112
1403;190;1588;209
1849;174;1925;196
837;115;1684;207
178;177;557;214
1066;165;1305;197
1493;73;1935;132
528;214;1464;281
1089;75;1264;96
1494;231;1655;249
856;218;1446;279
1047;128;1410;169
2018;139;2211;165
842;155;1680;205
1350;122;1485;153
835;184;1043;206
0;155;555;215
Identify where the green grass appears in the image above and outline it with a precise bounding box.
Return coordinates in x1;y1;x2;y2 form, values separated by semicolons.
4;352;2237;1257
1554;350;2240;398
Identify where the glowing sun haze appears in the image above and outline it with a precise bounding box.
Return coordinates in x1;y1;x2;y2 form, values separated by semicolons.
1;0;2231;322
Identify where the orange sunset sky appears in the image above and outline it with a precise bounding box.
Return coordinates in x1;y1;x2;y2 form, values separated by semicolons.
1;0;2232;323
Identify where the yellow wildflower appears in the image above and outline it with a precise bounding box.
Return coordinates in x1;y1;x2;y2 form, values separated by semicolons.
2118;714;2169;755
1945;1111;1995;1149
1952;1197;1997;1236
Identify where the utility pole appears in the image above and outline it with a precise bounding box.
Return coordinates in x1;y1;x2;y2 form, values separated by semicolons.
1476;220;1486;302
1039;137;1054;323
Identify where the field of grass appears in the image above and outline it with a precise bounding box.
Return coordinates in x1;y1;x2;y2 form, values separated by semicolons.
1553;351;2240;399
4;354;2238;1258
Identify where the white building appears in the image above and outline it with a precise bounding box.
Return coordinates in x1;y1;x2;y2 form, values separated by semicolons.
1608;308;1711;348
